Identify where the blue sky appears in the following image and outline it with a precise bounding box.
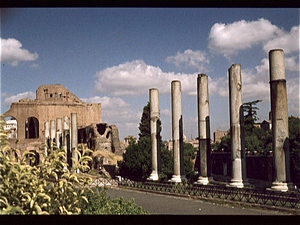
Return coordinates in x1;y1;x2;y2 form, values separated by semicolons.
1;8;299;140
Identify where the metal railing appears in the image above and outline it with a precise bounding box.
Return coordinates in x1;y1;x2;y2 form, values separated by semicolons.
88;177;118;187
117;179;300;210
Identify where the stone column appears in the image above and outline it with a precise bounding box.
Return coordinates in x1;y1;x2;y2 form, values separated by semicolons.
63;116;70;149
148;88;160;181
71;113;78;168
196;74;213;185
228;64;245;188
44;122;50;155
63;116;71;166
56;118;62;149
170;80;185;182
269;49;292;191
50;120;56;150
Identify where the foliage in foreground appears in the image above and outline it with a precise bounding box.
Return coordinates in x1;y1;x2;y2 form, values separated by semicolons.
0;116;93;214
0;116;149;215
81;187;149;215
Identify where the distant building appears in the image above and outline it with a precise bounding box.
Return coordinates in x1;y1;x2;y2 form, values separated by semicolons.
213;129;227;143
253;123;261;128
261;120;272;131
166;135;198;151
3;84;102;151
123;135;137;148
4;119;17;139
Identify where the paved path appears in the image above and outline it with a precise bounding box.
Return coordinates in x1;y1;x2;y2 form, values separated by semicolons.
106;187;290;215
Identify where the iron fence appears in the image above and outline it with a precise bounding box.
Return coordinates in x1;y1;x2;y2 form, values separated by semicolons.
118;179;300;210
88;177;118;187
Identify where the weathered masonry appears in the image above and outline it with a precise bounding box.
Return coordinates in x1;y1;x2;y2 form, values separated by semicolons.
4;84;102;150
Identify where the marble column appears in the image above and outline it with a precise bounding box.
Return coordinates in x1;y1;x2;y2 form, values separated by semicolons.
56;118;62;149
71;113;78;168
63;116;70;149
196;74;213;185
44;121;50;155
50;120;55;150
269;49;292;192
148;88;160;181
228;64;245;188
63;116;71;166
170;80;185;182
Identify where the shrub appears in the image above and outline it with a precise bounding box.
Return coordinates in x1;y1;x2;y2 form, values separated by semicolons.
81;187;149;215
0;116;149;214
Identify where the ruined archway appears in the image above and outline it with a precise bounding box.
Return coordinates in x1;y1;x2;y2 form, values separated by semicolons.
25;117;39;139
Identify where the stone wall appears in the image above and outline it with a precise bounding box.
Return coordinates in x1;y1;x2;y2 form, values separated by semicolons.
78;123;125;156
4;84;102;150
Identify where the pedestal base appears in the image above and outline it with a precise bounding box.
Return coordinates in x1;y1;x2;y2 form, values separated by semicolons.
269;181;289;192
228;179;244;188
147;172;159;181
169;175;186;183
195;176;214;185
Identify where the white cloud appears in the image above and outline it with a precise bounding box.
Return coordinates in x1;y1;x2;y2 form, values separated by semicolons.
241;60;299;116
1;38;39;66
165;49;210;72
81;95;142;139
160;108;171;117
208;18;281;57
95;59;235;99
95;60;199;96
286;78;300;115
263;25;299;55
285;55;299;72
81;96;141;124
2;91;36;105
208;76;228;97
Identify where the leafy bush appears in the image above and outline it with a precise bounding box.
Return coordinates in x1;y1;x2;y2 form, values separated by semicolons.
81;187;149;215
0;115;93;214
0;116;149;214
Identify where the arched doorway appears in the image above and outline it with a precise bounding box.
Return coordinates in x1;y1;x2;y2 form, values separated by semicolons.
25;117;39;139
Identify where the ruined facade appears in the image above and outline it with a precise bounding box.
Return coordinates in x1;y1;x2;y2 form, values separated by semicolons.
78;123;124;156
4;84;102;150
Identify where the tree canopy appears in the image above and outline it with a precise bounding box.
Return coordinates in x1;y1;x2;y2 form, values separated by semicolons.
118;102;196;181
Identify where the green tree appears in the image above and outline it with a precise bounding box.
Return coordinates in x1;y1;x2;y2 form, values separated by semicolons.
289;116;300;184
243;100;262;132
219;131;231;152
118;102;196;181
217;100;267;154
118;102;158;180
183;142;197;180
138;102;151;139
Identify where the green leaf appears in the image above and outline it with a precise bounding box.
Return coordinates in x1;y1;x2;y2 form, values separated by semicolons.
1;205;25;215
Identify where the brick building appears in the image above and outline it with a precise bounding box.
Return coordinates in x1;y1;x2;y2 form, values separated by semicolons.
4;84;101;150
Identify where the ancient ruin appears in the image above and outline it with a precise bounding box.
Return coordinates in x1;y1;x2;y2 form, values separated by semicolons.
269;49;293;191
196;74;213;185
170;80;185;182
147;88;161;181
78;123;124;156
4;84;124;167
228;64;247;188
